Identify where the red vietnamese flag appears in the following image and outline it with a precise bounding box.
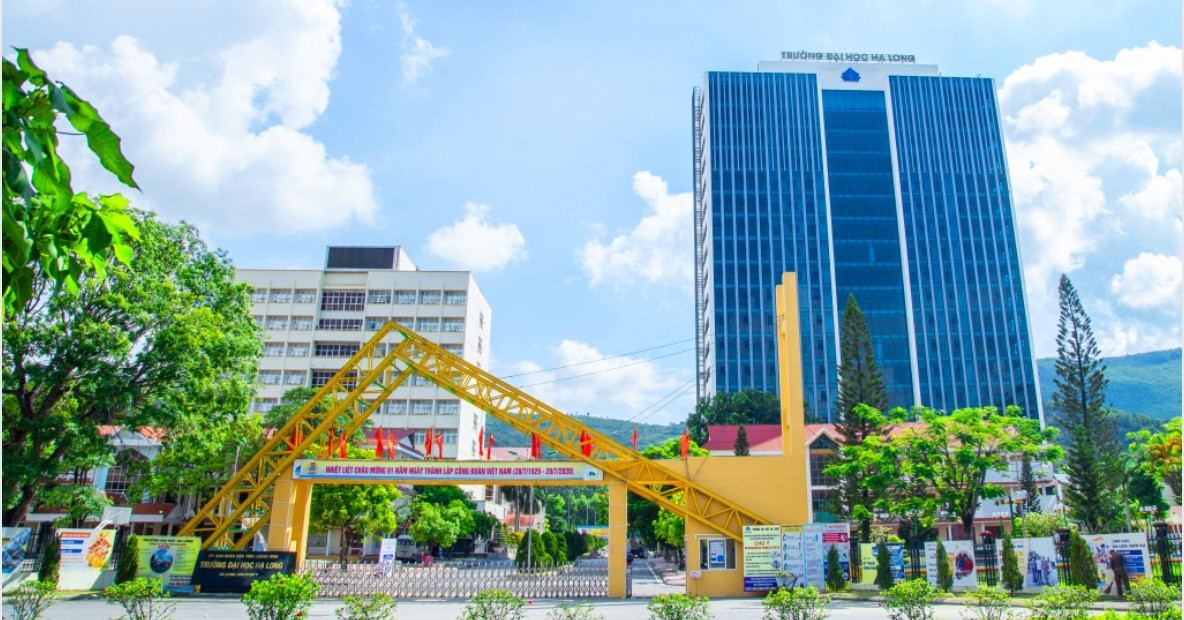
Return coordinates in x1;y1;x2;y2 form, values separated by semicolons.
680;427;689;459
375;428;385;459
325;429;335;458
478;428;485;457
486;434;494;460
387;436;397;460
339;434;347;459
530;433;540;459
435;433;443;460
425;428;434;457
632;427;638;452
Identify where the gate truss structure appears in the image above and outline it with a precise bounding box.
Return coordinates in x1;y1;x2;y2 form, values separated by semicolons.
179;321;771;550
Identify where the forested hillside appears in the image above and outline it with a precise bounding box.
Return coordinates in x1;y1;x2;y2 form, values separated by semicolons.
481;415;683;452
1037;348;1180;420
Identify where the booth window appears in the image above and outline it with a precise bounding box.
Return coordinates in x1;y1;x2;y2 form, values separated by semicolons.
697;537;736;570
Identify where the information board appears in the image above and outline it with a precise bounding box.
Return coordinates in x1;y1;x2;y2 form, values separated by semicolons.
2;528;31;574
136;536;201;592
859;542;903;585
58;529;115;573
924;541;977;589
191;551;296;593
742;525;782;591
803;523;849;589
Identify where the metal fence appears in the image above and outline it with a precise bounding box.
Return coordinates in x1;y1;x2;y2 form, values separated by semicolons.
304;560;609;598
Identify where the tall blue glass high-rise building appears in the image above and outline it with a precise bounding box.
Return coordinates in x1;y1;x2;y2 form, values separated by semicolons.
693;57;1042;422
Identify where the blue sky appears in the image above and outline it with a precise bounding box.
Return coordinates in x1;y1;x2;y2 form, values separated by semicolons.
5;1;1180;424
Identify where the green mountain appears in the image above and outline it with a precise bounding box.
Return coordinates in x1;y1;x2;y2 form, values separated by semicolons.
1036;347;1181;421
482;414;683;454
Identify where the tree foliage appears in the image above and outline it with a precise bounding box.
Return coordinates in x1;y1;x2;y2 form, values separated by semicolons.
825;544;845;592
1066;530;1099;588
408;498;471;557
734;423;750;456
827;404;899;542
874;542;894;591
688;388;780;445
1000;534;1023;594
114;535;139;585
653;492;686;552
3;49;140;319
836;294;889;420
1051;274;1121;532
1019;454;1042;515
934;540;953;593
514;530;551;568
309;447;401;566
1128;417;1181;503
2;210;261;525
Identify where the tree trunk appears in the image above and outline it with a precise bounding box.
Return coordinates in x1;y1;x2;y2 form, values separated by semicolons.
3;484;39;527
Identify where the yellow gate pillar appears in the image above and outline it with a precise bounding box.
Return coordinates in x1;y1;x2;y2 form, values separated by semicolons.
607;478;628;598
267;469;313;566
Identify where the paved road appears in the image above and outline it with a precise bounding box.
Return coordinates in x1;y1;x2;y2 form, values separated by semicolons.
631;557;683;597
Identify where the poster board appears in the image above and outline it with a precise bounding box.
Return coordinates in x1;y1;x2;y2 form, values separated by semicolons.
742;525;782;591
781;525;805;590
924;541;977;590
803;523;849;589
136;536;201;592
1085;532;1151;594
378;538;398;573
2;528;32;575
191;550;296;593
860;542;904;585
58;529;116;573
1024;537;1059;589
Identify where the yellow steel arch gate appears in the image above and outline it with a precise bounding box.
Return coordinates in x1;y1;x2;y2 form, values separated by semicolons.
177;321;773;551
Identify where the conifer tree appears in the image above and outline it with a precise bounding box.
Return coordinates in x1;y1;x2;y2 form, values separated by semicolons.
834;294;892;542
874;542;895;591
1001;533;1024;594
734;423;750;456
38;535;59;586
1052;275;1120;532
115;534;139;584
934;539;953;592
1067;530;1099;587
1020;454;1042;515
826;544;846;592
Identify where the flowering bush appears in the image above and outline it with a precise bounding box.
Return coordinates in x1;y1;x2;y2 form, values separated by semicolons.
762;584;830;620
241;572;320;620
104;577;177;620
646;593;712;620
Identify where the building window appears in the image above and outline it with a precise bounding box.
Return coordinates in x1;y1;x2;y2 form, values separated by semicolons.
477;337;483;354
252;315;264;327
410;375;432;387
284;371;306;386
321;290;365;311
291;316;314;330
442;344;464;356
412;431;426;445
253;398;278;413
258;370;282;385
411;399;434;414
372;343;387;355
443;431;457;444
394;290;416;304
317;318;363;331
442;318;464;332
809;435;839;487
698;538;736;570
250;289;268;303
263;343;286;357
419;291;442;304
392;316;414;328
479;312;485;329
444;291;467;305
367;290;392;304
104;452;145;501
269;289;292;303
265;316;288;330
287;342;310;357
416;318;440;332
437;400;460;414
310;370;335;388
294;289;316;303
314;342;360;357
383;400;408;415
364;317;386;331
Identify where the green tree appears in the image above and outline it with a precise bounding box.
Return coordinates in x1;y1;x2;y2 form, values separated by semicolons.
734;423;750;456
934;539;952;593
38;534;59;586
309;447;401;567
836;294;889;420
1017;512;1074;538
642;436;709;460
894;406;1061;539
825;404;900;542
1066;530;1099;588
653;492;687;564
3;49;140;319
2;211;261;525
826;544;846;592
1051;274;1121;532
1128;417;1182;503
687;388;780;445
36;483;112;528
409;499;468;558
544;492;568;534
542;531;560;564
874;542;894;591
1000;534;1024;594
114;534;139;584
514;530;551;568
1019;454;1042;515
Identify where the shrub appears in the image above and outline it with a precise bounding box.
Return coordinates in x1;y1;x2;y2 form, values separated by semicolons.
1027;584;1097;620
515;531;553;569
335;593;397;620
961;585;1016;620
647;594;711;620
1000;534;1024;594
103;577;176;620
115;534;140;584
5;579;59;620
459;589;526;620
547;601;604;620
1066;532;1098;588
1126;578;1182;619
934;540;953;593
241;572;320;620
882;579;943;620
38;534;60;586
825;545;845;592
875;543;895;591
761;584;831;620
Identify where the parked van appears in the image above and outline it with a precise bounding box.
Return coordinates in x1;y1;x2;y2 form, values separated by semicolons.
394;535;423;563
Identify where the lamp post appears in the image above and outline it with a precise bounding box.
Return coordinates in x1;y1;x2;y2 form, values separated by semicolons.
1138;505;1157;534
992;511;1008;538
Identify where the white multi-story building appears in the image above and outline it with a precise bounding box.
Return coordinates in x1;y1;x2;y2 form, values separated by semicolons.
237;245;492;462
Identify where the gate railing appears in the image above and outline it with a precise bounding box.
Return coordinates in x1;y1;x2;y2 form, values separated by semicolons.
304;560;608;598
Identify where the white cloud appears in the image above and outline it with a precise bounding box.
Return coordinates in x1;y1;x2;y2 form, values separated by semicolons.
1110;253;1182;310
399;6;448;84
1000;42;1182;356
31;0;377;237
580;171;693;290
502;340;692;424
426;203;527;271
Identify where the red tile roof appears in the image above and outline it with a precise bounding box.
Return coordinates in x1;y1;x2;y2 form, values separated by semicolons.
702;425;783;452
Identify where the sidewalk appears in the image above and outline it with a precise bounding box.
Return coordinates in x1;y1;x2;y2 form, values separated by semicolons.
647;555;685;587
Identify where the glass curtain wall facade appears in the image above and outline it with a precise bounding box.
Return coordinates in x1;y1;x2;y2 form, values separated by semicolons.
694;61;1041;422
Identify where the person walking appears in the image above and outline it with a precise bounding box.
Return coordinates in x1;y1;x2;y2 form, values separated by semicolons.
1108;549;1130;597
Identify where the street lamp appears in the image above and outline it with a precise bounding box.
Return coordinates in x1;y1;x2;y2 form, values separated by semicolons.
1138;505;1157;534
992;511;1008;537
